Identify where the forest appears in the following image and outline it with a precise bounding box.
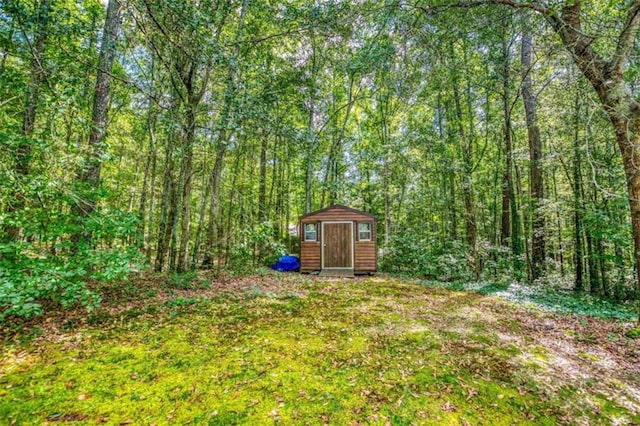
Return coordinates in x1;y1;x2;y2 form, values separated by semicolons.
2;0;640;423
2;0;640;318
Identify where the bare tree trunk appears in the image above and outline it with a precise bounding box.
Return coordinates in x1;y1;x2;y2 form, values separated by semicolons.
572;90;585;291
72;0;122;248
192;172;211;268
499;29;513;248
176;103;197;273
304;30;317;214
521;23;545;281
551;167;565;276
203;137;226;268
154;126;177;272
259;131;268;222
139;55;157;252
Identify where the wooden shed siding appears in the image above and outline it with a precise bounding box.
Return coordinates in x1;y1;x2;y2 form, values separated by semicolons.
355;241;376;271
300;205;377;273
300;243;321;271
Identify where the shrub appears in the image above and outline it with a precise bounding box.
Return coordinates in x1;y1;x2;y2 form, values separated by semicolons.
227;222;287;274
0;210;145;320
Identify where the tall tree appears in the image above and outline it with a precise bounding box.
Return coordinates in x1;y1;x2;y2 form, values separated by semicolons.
521;18;545;281
499;14;514;250
203;0;247;268
72;0;122;247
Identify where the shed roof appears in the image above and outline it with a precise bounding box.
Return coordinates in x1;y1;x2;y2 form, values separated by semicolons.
300;204;377;220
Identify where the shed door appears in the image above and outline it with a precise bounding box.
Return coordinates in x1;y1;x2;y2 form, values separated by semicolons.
323;222;353;268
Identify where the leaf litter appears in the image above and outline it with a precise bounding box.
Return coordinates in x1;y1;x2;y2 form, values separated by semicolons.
1;273;639;424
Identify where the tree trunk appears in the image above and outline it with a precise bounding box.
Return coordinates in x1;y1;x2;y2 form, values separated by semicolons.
552;167;565;276
499;29;512;248
192;172;211;268
451;54;479;280
521;23;545;281
176;102;197;273
72;0;122;248
304;30;317;214
139;54;157;252
324;76;356;206
259;132;268;222
203;0;248;266
154;126;177;272
585;226;600;294
572;91;585;291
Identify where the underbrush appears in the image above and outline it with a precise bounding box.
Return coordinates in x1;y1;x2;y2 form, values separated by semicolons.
0;209;145;321
418;279;638;321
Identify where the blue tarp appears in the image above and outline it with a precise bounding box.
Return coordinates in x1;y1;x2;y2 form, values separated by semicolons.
271;255;300;272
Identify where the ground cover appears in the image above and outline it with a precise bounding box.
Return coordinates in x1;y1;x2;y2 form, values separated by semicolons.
1;274;639;425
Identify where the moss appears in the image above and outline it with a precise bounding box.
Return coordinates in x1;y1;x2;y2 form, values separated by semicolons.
0;277;636;425
578;352;602;362
625;327;640;339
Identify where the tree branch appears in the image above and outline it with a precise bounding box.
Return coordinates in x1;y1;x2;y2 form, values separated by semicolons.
610;0;640;78
412;0;551;17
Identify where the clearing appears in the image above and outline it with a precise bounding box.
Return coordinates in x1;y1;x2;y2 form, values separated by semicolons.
1;274;639;425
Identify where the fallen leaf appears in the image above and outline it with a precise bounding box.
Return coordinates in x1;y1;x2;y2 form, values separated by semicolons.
466;388;478;400
441;401;456;412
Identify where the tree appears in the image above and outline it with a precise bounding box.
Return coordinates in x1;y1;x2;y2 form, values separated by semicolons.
421;0;640;304
521;17;545;281
72;0;122;248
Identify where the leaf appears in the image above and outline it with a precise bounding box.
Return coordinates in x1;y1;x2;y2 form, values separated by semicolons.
441;401;456;412
466;387;478;400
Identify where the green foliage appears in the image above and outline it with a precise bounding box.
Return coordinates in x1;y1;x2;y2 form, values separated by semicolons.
380;232;477;282
227;222;287;274
0;249;99;319
169;272;198;290
1;0;639;327
164;297;199;308
625;328;640;339
0;210;145;320
419;280;638;321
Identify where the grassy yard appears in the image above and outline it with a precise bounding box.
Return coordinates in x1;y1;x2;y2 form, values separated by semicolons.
1;274;639;425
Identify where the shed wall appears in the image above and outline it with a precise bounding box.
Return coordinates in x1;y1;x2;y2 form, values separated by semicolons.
300;206;376;273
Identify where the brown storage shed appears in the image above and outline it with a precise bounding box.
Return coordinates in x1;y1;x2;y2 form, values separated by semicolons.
299;205;377;275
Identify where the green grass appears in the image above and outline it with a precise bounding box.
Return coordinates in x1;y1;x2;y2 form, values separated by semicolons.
1;276;638;425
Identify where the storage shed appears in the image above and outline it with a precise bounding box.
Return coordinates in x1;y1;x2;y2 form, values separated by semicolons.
299;204;377;275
